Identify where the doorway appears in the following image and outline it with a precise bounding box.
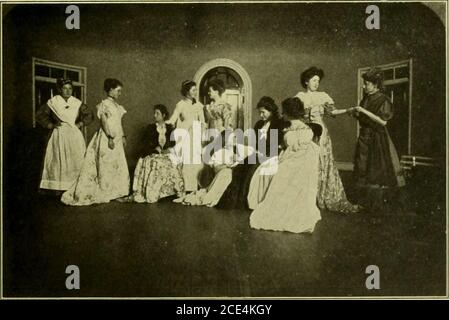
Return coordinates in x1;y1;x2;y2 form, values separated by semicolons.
194;59;252;130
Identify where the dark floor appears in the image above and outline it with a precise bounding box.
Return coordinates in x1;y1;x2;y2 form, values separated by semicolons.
3;170;446;298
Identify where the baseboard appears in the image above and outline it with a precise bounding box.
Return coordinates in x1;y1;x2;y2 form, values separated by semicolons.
336;161;354;171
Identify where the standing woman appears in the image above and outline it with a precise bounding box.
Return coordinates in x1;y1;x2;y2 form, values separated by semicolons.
204;79;234;134
36;78;93;194
61;78;130;205
167;80;206;194
351;68;405;211
296;66;359;213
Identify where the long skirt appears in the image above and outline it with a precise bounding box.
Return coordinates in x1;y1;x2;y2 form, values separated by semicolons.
61;130;130;206
132;153;184;203
182;167;233;207
40;123;86;191
315;124;358;213
249;144;321;234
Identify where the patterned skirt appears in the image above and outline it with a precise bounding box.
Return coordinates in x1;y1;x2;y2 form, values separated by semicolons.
132;153;184;203
316;125;359;213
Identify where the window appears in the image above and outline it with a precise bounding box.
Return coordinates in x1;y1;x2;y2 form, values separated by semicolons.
32;57;87;129
357;59;413;157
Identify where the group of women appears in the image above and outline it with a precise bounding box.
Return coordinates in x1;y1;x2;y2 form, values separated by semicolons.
36;66;405;234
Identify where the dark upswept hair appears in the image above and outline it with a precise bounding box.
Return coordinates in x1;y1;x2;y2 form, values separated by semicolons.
208;79;226;95
256;96;280;120
181;80;196;97
56;78;73;91
104;78;123;93
362;67;384;91
300;66;324;88
153;104;169;120
282;97;305;119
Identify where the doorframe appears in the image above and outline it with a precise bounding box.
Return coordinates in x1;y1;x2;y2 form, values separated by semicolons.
193;58;252;130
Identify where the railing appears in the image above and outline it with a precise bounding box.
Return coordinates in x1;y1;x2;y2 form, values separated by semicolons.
400;155;442;170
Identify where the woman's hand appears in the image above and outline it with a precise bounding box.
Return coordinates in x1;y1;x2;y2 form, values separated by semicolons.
122;136;127;147
108;137;115;150
227;161;239;169
76;121;84;129
347;106;362;117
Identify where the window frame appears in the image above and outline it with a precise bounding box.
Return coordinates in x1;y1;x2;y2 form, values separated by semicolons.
32;57;87;128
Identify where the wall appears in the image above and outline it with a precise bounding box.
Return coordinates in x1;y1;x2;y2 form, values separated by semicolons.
3;3;446;175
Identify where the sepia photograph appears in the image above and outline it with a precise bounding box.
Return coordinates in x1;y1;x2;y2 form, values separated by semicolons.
1;0;447;300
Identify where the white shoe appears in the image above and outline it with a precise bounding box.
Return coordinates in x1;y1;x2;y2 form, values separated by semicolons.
173;197;184;203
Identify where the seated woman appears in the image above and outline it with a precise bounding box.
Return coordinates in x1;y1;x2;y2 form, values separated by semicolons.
132;104;184;203
180;132;254;207
249;97;321;234
218;96;284;210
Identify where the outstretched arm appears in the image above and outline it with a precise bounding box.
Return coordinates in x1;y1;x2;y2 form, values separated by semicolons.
355;106;387;126
330;108;352;116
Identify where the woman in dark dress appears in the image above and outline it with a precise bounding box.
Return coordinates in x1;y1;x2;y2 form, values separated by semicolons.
350;67;406;212
140;104;176;157
218;96;284;210
131;104;185;203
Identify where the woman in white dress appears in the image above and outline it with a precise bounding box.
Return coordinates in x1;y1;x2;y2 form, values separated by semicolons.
167;80;206;195
36;78;93;194
175;79;236;205
61;78;130;205
249;97;321;234
181;132;254;207
295;66;359;213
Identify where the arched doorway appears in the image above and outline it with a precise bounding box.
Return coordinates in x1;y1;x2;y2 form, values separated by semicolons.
193;59;252;130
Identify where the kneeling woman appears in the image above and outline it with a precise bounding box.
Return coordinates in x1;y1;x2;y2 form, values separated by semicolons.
180;132;254;207
132;104;184;203
249;97;321;234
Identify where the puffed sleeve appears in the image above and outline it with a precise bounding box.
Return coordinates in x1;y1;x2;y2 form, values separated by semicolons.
378;99;394;121
322;92;336;118
35;103;56;129
96;101;112;120
298;126;314;144
283;131;297;148
222;103;234;129
96;101;115;137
